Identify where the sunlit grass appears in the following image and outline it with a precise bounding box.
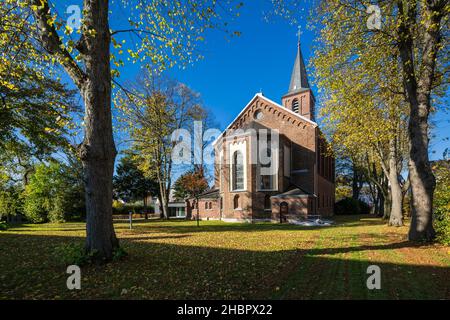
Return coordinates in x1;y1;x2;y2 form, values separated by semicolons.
0;215;448;299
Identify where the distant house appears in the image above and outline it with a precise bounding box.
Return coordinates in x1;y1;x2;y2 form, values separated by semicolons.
152;190;187;219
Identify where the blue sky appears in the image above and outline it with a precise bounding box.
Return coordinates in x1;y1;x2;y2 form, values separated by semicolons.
57;1;448;162
113;1;313;131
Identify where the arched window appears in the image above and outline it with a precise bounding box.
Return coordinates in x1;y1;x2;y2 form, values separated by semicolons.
209;202;212;210
205;202;208;210
259;147;274;190
264;195;271;210
232;151;244;190
220;197;223;210
233;195;240;209
292;98;299;113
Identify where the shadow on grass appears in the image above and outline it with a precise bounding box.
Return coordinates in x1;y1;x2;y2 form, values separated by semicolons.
4;215;384;234
123;216;385;234
0;231;448;300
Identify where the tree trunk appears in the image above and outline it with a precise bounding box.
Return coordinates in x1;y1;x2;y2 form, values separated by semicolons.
79;0;118;261
160;189;170;219
378;190;384;218
143;196;148;220
196;197;200;227
383;192;391;220
396;0;444;241
373;195;379;216
352;162;361;200
388;139;403;226
156;194;164;218
156;167;170;219
408;150;436;240
31;0;119;262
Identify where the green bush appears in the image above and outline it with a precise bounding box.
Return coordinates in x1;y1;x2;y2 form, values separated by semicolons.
0;174;23;220
359;200;371;214
0;221;7;231
335;197;369;215
112;203;147;215
54;243;127;265
23;197;48;223
433;161;450;245
24;162;84;223
112;246;128;262
54;243;96;266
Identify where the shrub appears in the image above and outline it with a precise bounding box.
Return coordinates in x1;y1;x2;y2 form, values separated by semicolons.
112;203;147;215
54;243;96;266
23;197;48;223
335;197;369;215
359;200;371;215
0;221;7;231
112;246;128;262
54;243;127;265
433;161;450;245
24;162;84;223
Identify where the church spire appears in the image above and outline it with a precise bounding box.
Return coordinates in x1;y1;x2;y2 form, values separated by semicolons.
281;28;315;121
288;28;310;93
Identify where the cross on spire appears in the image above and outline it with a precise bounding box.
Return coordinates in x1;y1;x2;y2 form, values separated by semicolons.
297;25;303;46
287;26;310;92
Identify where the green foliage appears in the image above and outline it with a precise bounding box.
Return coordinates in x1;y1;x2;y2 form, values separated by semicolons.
335;185;352;202
53;243;96;266
23;162;84;223
0;221;7;231
0;3;79;157
0;178;23;219
173;174;190;200
112;201;150;215
54;242;127;265
335;197;369;215
113;155;159;202
433;161;450;245
112;246;128;262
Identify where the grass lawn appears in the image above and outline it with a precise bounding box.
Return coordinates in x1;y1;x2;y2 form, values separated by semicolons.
0;215;449;300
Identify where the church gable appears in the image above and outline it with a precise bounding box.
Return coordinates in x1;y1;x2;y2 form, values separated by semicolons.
225;93;317;135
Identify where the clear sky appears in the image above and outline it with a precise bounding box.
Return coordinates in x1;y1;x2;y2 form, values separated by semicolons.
58;1;449;162
111;1;315;126
117;1;449;161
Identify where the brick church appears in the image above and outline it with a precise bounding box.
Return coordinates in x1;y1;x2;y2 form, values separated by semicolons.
186;41;335;222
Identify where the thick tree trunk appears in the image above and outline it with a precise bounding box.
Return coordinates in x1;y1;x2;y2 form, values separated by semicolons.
408;132;436;240
32;0;119;261
396;0;443;241
79;0;118;261
388;139;403;226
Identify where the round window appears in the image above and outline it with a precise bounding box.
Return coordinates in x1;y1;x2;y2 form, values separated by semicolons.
254;110;263;120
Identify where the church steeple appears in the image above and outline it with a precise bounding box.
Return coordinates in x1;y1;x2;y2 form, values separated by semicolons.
288;39;310;92
282;31;315;122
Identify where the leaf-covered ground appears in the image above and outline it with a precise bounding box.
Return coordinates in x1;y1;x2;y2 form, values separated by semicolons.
0;215;449;299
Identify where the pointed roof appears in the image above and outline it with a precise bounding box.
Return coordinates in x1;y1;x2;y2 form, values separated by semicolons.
212;93;317;146
287;42;310;93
